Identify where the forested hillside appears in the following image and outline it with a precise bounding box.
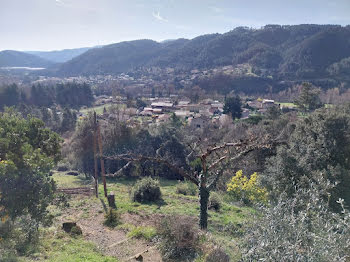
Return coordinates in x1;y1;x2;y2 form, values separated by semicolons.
0;50;54;68
57;24;350;81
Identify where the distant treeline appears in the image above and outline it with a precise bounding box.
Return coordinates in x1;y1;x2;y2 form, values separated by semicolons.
193;73;347;96
0;82;94;109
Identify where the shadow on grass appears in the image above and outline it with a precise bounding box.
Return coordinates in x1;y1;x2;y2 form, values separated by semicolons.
53;172;94;188
105;176;179;188
99;199;108;213
137;198;168;209
75;175;94;185
105;176;137;186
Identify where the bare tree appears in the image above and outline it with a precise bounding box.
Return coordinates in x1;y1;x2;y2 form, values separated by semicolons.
103;137;273;229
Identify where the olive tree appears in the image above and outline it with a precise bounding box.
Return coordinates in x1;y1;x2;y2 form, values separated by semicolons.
294;82;323;112
0;109;61;254
223;95;243;120
242;185;350;261
263;105;350;211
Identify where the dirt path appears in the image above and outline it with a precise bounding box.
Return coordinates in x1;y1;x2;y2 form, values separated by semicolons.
56;195;163;262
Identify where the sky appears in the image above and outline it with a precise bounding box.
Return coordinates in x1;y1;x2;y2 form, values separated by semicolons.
0;0;349;51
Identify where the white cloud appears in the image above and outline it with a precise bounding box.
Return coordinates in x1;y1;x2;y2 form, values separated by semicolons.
55;0;65;6
152;11;168;22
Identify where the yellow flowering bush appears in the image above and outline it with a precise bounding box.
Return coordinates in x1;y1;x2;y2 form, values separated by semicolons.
227;170;268;205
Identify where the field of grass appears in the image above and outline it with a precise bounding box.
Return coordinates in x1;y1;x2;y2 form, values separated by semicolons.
52;172;91;188
23;231;118;262
278;102;334;109
98;177;253;230
27;173;255;261
79;103;114;115
277;102;297;108
98;177;253;260
79;103;127;116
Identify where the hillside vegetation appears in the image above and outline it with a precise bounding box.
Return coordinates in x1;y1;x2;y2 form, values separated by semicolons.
0;50;54;68
57;24;350;81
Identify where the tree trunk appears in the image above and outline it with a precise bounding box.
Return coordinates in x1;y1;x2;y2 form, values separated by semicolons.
199;186;209;230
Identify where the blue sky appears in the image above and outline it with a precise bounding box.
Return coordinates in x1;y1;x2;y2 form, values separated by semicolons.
0;0;349;51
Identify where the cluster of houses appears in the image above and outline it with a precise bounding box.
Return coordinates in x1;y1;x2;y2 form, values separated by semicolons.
242;99;276;118
139;98;226;128
87;94;283;130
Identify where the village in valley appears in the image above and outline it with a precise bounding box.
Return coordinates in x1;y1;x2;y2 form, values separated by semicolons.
40;64;290;129
84;93;285;130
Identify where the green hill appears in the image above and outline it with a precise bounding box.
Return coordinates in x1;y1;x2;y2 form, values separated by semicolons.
0;50;54;68
56;24;350;82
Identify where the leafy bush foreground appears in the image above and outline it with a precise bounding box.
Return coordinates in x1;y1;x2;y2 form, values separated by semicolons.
242;186;350;261
131;177;162;203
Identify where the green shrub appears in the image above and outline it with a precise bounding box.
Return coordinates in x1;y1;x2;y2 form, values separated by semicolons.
57;162;70;171
157;216;201;260
0;252;18;262
0;218;41;258
70;225;83;236
103;209;121;228
242;187;350;261
206;248;230;262
243;115;263;125
127;226;157;241
176;181;197;196
54;193;71;208
131;177;161;203
208;192;222;212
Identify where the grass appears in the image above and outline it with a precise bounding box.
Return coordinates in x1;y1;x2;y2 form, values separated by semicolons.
80;103;127;116
277;102;297;108
50;173;255;261
99;177;254;233
52;171;91;188
119;224;157;241
53;173;253;232
21;230;118;262
80;103;114;115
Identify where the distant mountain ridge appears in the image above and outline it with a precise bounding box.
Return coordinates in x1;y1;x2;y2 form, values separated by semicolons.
0;50;53;68
26;47;96;63
0;46;97;68
56;24;350;81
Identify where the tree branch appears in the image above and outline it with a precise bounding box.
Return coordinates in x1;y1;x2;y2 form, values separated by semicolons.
103;154;199;185
201;141;249;159
105;161;133;177
207;146;258;190
207;168;225;191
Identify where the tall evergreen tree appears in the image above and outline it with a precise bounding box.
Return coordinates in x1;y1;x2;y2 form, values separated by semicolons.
0;84;20;109
223;95;243;120
294;82;323;112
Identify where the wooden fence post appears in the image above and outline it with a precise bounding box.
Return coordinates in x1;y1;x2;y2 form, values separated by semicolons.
97;120;108;197
93;112;99;198
107;192;117;209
